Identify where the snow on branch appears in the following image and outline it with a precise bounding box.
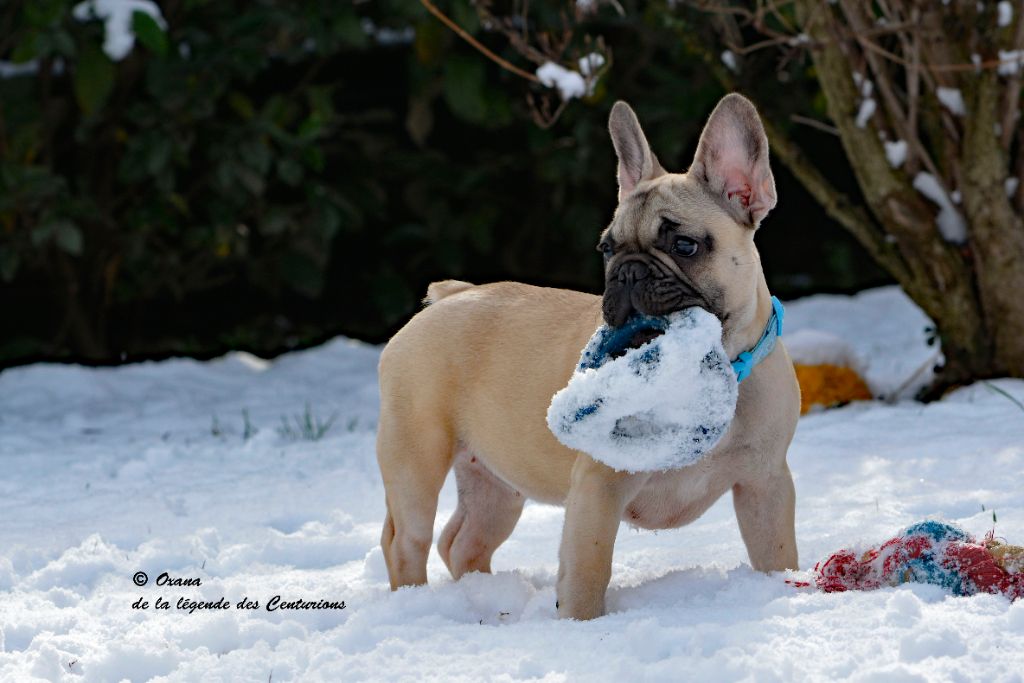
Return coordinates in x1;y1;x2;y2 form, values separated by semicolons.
536;62;586;100
72;0;166;61
913;172;967;243
421;0;611;128
692;0;1024;223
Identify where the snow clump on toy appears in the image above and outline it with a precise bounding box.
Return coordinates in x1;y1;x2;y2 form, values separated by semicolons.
546;307;738;473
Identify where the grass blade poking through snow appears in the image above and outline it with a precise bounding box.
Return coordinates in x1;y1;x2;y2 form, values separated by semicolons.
242;408;258;441
276;402;338;441
982;381;1024;413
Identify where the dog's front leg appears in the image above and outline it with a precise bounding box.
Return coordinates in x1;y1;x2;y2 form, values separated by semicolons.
556;455;645;620
732;461;798;572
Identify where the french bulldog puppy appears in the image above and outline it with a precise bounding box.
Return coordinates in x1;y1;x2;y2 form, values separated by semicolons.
376;93;800;620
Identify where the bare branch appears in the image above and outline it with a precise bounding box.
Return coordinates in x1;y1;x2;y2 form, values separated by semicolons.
789;114;839;136
419;0;540;82
693;3;909;283
839;1;950;197
526;91;570;129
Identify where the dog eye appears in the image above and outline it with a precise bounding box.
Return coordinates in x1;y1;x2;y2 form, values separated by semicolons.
671;236;698;257
597;242;613;257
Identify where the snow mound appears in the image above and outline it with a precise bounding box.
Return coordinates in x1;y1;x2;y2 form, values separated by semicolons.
785;328;862;373
547;308;737;472
1;286;1024;680
784;287;936;398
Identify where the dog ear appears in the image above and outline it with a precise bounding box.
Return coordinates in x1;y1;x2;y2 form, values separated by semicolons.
690;93;777;227
609;101;664;201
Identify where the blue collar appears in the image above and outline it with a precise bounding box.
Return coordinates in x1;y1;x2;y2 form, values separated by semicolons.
731;296;784;382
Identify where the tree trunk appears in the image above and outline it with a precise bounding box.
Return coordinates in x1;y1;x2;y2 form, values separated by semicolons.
958;71;1024;377
468;0;1024;385
787;0;1024;385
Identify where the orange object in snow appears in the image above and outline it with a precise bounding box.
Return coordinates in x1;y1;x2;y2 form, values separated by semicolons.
793;363;872;414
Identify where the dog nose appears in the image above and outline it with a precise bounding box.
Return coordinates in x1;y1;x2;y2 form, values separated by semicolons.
617;261;649;285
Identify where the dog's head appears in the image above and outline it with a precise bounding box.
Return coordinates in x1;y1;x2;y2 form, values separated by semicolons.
599;94;776;338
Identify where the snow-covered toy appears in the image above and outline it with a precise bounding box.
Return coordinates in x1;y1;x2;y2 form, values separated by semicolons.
811;520;1024;600
546;306;743;472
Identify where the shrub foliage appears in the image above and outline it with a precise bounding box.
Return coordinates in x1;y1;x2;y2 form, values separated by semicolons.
0;1;879;364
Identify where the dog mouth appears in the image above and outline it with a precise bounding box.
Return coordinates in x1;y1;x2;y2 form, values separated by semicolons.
608;326;666;360
602;263;716;329
600;317;669;361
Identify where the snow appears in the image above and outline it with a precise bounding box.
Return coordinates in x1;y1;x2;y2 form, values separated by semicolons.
853;72;876;129
536;62;586;101
884;139;908;168
72;0;166;61
1007;176;1020;197
359;19;415;46
576;53;605;96
535;54;603;102
998;49;1024;76
0;60;65;79
912;172;968;243
998;1;1013;27
2;286;1024;680
0;61;40;79
936;87;966;116
720;50;739;73
855;97;876;129
578;53;605;77
547;308;737;473
785;287;937;399
784;329;862;374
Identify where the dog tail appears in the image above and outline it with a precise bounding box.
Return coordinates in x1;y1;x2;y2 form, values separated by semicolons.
424;280;476;305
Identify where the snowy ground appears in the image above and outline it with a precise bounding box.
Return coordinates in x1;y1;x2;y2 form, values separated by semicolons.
1;286;1023;682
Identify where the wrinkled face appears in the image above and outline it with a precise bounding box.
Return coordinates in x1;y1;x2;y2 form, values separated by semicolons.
599;95;778;332
599;174;759;328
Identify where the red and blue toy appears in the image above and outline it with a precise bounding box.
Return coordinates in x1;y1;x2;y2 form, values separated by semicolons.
809;521;1024;600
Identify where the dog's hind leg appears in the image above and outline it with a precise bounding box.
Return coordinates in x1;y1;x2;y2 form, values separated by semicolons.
377;412;453;590
438;449;525;579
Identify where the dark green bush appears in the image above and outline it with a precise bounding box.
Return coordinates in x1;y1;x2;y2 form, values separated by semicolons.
0;0;884;365
2;1;393;358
